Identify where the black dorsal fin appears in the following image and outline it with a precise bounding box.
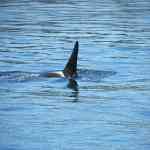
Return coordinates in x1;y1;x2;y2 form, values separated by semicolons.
63;41;79;78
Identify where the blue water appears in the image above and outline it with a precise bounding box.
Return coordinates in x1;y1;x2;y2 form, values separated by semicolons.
0;0;150;149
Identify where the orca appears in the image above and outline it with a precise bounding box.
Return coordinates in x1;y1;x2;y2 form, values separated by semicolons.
46;41;79;79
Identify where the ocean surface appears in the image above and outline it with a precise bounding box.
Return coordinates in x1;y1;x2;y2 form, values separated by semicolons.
0;0;150;150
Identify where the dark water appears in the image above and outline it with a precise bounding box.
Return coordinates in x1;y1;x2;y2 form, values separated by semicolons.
0;0;150;149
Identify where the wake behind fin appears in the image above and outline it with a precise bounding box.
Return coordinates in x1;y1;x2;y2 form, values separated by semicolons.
63;41;79;78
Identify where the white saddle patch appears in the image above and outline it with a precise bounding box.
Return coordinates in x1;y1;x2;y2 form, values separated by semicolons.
54;71;65;77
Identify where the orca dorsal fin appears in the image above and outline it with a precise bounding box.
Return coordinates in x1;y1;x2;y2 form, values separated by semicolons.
63;41;79;78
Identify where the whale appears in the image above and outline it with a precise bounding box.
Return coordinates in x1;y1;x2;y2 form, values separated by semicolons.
0;41;79;82
0;40;116;88
45;41;79;79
